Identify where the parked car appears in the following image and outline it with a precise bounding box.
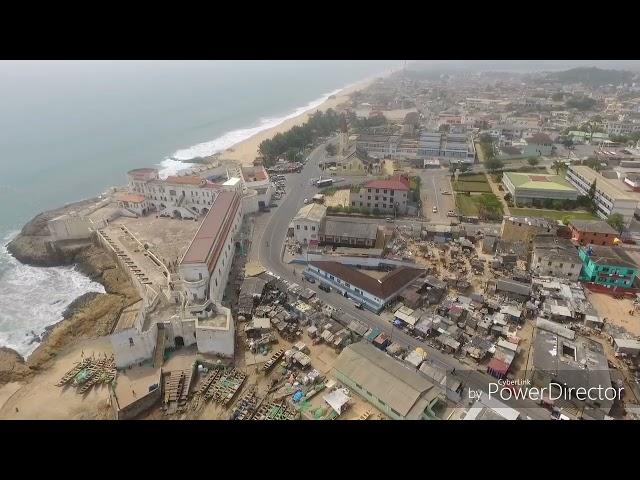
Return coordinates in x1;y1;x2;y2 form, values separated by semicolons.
432;206;438;213
447;210;456;217
303;198;309;204
319;283;331;293
441;190;451;195
354;302;365;310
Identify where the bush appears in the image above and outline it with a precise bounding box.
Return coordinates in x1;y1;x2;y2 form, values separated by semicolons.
372;208;381;216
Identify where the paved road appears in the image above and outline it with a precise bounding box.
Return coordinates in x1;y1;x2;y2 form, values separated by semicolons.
257;142;550;419
415;168;456;222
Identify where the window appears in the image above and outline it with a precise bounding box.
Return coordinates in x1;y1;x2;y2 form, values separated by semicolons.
367;188;371;193
383;197;387;202
374;204;378;208
312;226;315;231
352;201;355;206
383;189;387;194
379;399;386;406
296;225;300;230
383;204;387;209
367;196;371;200
375;196;379;201
304;225;308;231
129;337;134;347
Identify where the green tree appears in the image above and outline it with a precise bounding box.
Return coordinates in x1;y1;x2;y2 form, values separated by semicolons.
325;143;337;156
558;137;574;149
562;215;571;226
607;213;625;234
584;157;603;172
552;160;567;175
438;124;450;133
485;157;504;173
588;179;597;212
479;133;494;144
527;157;540;167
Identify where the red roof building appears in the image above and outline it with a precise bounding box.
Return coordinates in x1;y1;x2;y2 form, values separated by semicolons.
364;175;411;191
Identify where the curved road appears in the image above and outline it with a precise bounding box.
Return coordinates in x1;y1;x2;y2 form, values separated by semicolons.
258;140;550;419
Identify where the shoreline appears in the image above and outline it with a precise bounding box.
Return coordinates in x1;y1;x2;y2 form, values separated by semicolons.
221;77;376;165
173;75;382;169
0;71;382;385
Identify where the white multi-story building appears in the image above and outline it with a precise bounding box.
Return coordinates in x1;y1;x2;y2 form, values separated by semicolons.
565;165;639;220
178;190;243;304
604;120;640;136
349;175;411;215
240;165;272;211
530;237;582;280
292;203;327;246
126;168;222;219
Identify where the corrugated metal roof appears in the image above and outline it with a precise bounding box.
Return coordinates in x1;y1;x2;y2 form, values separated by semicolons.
333;342;439;418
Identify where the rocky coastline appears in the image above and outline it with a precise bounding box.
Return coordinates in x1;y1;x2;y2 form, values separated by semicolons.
0;204;140;385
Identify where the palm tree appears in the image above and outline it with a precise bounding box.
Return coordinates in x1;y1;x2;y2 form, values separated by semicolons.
552;160;567;176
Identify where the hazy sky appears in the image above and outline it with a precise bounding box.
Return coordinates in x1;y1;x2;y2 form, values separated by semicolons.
407;60;640;72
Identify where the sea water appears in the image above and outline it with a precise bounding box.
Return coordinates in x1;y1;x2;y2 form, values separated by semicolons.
0;60;398;357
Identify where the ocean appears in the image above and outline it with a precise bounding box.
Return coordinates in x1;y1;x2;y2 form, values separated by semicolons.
0;60;398;357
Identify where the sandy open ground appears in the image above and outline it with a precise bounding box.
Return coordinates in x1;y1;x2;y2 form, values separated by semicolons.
587;292;640;337
0;338;114;419
221;79;375;166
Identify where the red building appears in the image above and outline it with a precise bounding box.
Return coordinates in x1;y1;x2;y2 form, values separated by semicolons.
569;220;619;246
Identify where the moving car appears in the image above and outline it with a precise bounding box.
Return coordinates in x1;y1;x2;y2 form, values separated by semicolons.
432;206;438;213
318;283;331;293
441;190;451;195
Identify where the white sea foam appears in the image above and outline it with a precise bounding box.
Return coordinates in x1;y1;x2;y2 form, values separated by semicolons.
157;158;197;180
156;80;368;179
0;231;105;358
170;85;345;163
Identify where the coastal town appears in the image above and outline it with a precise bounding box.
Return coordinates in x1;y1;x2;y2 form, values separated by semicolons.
3;64;640;421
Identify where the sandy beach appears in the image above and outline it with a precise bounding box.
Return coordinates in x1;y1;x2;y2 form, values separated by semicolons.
221;78;376;165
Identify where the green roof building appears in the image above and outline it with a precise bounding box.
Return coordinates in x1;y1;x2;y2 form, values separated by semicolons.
578;245;639;288
503;172;578;207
